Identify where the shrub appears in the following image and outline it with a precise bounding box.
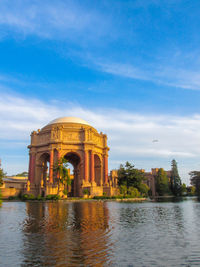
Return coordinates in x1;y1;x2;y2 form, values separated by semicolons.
93;196;110;200
63;188;68;196
22;194;35;201
45;194;53;200
8;196;18;200
36;195;44;201
137;183;150;197
119;185;127;196
83;188;89;195
127;187;140;198
45;194;61;200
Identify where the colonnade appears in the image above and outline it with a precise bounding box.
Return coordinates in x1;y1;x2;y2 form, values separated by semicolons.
28;149;108;186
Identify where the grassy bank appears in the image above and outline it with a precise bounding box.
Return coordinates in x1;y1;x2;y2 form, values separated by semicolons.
4;194;147;202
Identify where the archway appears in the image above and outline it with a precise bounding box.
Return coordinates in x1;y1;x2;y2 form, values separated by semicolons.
38;153;50;195
64;152;81;197
94;154;101;186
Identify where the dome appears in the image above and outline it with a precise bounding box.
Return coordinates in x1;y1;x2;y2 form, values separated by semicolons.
48;117;90;126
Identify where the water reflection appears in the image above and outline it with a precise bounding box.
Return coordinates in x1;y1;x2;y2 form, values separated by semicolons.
1;200;200;266
21;201;112;267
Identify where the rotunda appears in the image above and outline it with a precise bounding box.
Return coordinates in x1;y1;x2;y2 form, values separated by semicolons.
27;116;113;197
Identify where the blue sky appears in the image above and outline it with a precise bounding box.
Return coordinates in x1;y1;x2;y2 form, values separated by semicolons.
1;0;200;184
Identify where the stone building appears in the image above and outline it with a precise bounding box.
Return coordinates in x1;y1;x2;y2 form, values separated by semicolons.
28;117;118;197
143;168;172;196
0;176;27;198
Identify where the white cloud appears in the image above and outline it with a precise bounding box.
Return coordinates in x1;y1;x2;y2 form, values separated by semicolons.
0;0;109;41
1;93;200;184
96;61;200;90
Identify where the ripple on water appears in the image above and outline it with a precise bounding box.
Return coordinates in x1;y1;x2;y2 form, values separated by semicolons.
1;199;200;266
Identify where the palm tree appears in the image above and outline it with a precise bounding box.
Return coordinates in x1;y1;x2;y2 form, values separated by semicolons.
54;157;71;196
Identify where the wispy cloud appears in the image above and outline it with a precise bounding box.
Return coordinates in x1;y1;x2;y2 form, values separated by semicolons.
96;61;200;90
1;1;200;92
1;92;200;182
0;0;110;42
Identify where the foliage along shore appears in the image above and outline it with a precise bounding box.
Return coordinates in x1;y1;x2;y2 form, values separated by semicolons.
1;193;196;203
3;194;148;202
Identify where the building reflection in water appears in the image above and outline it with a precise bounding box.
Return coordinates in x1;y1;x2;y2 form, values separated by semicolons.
21;201;113;266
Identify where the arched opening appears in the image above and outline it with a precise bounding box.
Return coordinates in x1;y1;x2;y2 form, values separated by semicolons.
64;152;81;197
38;153;50;193
94;154;101;186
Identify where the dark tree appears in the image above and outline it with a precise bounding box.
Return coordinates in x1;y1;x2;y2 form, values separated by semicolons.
189;171;200;196
118;162;148;196
155;168;170;196
181;183;187;195
170;159;182;196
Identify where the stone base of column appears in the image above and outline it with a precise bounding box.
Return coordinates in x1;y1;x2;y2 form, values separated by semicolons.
89;185;103;197
82;180;91;187
91;181;97;187
103;185;117;197
45;184;59;195
26;184;40;196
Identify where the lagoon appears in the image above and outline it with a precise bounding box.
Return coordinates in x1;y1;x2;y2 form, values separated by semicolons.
0;198;200;266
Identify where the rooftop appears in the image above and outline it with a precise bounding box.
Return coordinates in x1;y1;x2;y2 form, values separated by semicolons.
48;117;90;126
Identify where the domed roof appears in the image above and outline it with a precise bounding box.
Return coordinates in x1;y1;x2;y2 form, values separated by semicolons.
48;117;90;126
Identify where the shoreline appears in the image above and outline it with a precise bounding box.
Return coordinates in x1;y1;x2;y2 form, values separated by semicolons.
1;196;195;203
1;197;148;203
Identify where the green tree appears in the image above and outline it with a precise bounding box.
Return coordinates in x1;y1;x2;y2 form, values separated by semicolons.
118;162;148;196
0;167;5;204
137;183;150;197
181;183;187;196
170;159;182;196
190;186;196;196
0;168;5;186
189;171;200;196
119;185;128;197
127;187;140;198
54;157;71;196
155;168;170;196
14;171;28;177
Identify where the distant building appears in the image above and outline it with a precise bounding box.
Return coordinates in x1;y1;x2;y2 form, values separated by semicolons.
110;168;172;197
1;176;28;198
143;168;171;197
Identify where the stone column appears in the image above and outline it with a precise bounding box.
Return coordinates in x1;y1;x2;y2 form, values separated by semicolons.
104;155;108;185
84;151;88;182
31;153;36;184
56;150;61;184
49;150;54;184
57;150;61;160
90;151;95;183
28;153;32;183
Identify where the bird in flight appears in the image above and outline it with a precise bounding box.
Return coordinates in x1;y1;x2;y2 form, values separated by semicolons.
152;139;159;143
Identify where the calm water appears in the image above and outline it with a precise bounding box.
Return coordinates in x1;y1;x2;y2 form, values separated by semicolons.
0;199;200;266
